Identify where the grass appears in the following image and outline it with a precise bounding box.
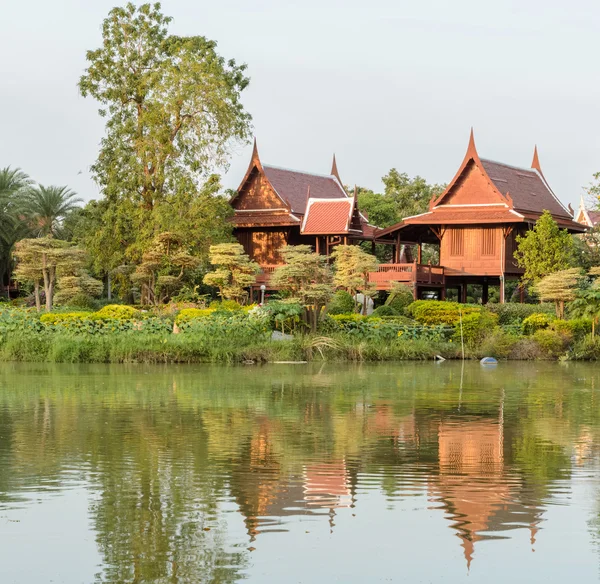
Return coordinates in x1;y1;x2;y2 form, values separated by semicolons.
0;331;460;364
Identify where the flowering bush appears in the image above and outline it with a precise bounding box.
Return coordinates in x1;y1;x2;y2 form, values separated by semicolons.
95;304;139;320
522;313;554;335
175;308;215;324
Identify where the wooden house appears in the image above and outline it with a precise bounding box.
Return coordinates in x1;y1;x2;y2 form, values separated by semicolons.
371;131;586;302
230;141;376;290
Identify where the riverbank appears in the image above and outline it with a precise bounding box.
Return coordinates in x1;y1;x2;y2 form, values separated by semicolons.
2;302;599;363
2;330;599;363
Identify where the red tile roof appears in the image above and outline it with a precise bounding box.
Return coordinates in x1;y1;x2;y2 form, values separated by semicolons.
301;198;353;234
480;159;571;219
263;165;347;214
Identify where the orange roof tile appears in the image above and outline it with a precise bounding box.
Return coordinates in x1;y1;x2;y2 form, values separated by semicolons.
301;198;353;234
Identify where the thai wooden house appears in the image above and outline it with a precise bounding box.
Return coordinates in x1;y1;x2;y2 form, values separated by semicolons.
372;131;586;302
230;141;376;291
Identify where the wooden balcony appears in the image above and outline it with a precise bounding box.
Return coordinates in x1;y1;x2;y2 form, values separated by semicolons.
369;262;444;290
255;264;284;288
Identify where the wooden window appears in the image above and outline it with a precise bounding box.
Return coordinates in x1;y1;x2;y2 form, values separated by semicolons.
481;228;496;256
449;229;464;256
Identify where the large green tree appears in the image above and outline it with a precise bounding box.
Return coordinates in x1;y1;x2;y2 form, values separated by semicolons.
79;2;251;210
515;210;576;284
77;3;250;294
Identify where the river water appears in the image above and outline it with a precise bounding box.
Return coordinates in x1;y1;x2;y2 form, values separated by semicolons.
1;362;600;583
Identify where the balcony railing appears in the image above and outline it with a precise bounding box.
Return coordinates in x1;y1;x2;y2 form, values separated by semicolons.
369;262;444;289
255;264;285;287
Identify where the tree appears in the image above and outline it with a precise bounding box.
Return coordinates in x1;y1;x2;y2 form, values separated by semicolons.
515;210;576;284
22;185;82;237
203;243;258;303
0;167;32;295
535;268;582;318
331;245;378;314
79;2;251;211
357;171;444;229
570;267;600;337
270;245;333;332
13;238;98;311
132;232;201;305
53;248;104;305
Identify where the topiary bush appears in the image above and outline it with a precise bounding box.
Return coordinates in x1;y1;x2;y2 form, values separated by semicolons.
327;290;356;315
40;312;93;325
385;283;414;315
522;312;554;335
209;299;243;311
406;300;480;325
371;305;398;317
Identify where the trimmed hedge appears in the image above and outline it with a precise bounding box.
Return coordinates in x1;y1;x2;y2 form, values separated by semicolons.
406;300;480;325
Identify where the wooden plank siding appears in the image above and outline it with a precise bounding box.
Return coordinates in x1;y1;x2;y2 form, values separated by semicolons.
440;226;505;276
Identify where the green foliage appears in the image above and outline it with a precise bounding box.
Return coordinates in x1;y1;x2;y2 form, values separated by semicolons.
271;246;334;332
535;268;582;318
356;170;445;228
331;245;378;308
327;290;356;315
21;185;82;237
385;282;414;315
175;308;215;324
515;210;576;283
487;302;555;325
203;243;258;302
371;305;398;317
453;310;498;348
532;329;569;358
262;301;304;334
522;313;554;335
406;300;480;325
210;299;243;311
79;2;251;211
96;304;139;320
550;318;591;340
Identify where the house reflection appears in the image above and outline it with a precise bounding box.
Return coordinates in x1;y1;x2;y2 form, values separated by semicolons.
429;414;544;568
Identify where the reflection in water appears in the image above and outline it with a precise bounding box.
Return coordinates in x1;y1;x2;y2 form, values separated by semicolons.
1;362;600;582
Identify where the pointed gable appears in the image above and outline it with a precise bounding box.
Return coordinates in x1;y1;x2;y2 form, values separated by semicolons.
442;159;509;206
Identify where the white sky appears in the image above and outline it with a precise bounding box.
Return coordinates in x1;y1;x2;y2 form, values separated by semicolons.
2;0;600;209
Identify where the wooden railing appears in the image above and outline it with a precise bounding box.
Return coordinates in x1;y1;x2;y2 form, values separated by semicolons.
255;264;284;287
369;262;444;289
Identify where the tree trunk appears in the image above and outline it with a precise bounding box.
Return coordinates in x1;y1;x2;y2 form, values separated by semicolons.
34;281;41;313
107;273;112;300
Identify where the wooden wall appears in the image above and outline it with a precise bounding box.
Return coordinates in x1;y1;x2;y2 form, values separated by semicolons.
236;229;288;264
440;226;503;275
444;162;503;205
233;171;284;211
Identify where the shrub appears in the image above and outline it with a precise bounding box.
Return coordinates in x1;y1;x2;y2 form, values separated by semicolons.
327;290;356;315
175;308;215;324
262;301;304;334
209;299;243;311
487;302;555;325
371;305;398;317
509;338;545;360
407;300;480;325
68;293;100;310
522;312;554;335
568;336;600;360
453;310;498;348
478;329;519;359
40;312;93;325
95;304;138;320
550;318;592;340
385;283;414;315
532;329;569;358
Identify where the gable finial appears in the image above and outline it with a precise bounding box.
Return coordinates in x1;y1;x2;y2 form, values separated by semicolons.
252;137;259;161
331;153;342;184
466;127;478;158
531;145;542;174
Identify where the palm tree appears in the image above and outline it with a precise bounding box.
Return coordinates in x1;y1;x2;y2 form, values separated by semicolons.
0;167;32;296
22;185;82;237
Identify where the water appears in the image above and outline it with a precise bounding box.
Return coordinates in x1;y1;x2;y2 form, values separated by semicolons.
1;362;600;583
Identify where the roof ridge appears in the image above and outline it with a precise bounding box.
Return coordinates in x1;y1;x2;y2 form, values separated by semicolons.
263;163;337;180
